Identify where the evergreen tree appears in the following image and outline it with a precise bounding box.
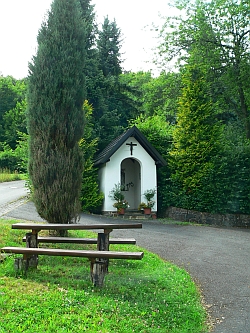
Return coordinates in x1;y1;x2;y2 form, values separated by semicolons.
92;17;124;151
27;0;86;226
78;0;100;109
97;17;122;77
119;71;151;120
78;0;96;51
78;0;108;145
169;51;223;211
80;101;104;213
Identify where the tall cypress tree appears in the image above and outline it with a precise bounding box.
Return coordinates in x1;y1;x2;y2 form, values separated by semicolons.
27;0;86;225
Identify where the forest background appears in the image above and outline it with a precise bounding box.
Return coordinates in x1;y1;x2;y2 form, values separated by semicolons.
0;0;249;217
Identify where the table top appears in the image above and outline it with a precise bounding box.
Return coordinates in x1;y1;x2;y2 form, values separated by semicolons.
12;223;142;231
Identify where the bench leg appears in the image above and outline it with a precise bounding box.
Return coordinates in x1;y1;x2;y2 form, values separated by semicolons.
90;259;106;287
14;257;28;277
25;232;38;268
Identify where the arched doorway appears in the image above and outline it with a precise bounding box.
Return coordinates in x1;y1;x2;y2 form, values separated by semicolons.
120;158;141;210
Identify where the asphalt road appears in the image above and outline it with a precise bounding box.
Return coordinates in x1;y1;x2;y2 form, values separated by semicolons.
0;180;27;205
0;180;28;216
1;182;250;333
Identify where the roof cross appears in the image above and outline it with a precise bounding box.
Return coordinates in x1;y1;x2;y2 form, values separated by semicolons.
126;141;137;156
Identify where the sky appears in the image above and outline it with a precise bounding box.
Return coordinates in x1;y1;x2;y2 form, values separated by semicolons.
0;0;172;79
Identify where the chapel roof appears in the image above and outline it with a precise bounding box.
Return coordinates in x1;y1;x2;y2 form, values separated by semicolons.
94;126;167;167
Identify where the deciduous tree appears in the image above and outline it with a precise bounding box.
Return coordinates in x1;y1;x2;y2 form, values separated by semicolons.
158;0;250;138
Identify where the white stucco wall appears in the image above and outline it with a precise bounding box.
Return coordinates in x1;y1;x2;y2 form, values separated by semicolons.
100;137;157;212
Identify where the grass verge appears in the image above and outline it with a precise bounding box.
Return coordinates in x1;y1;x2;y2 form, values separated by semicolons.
0;219;209;333
0;169;27;183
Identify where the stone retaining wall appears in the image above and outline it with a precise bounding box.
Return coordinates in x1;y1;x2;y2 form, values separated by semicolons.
165;206;250;227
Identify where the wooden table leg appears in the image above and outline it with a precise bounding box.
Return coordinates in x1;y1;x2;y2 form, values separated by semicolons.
97;232;109;251
97;233;110;272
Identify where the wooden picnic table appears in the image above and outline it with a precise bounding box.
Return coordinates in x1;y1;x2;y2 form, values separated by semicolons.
3;222;144;286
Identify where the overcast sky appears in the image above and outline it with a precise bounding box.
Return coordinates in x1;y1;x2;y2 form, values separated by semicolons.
0;0;172;79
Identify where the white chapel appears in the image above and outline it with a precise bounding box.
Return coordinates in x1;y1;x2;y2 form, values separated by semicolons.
94;126;166;214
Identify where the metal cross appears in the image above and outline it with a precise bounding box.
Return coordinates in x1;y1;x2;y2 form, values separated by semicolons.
126;142;137;155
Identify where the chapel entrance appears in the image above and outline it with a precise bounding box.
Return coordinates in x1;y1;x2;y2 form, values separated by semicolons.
120;158;141;210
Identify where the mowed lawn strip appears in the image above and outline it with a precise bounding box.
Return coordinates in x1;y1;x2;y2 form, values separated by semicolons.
0;219;209;333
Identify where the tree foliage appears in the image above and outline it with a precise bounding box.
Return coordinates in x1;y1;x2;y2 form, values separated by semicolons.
80;101;104;213
142;71;182;123
169;52;228;212
171;65;223;188
3;99;27;149
82;16;126;151
27;0;87;225
158;0;250;138
97;17;123;77
1;0;250;217
0;76;27;171
0;76;26;147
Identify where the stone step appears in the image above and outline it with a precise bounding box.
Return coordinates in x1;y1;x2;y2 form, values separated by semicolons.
125;210;145;218
107;210;156;220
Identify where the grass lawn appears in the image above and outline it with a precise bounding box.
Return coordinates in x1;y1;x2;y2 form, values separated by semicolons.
0;169;27;183
0;219;209;333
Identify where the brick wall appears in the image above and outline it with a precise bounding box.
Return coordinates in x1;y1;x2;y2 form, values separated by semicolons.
165;206;250;227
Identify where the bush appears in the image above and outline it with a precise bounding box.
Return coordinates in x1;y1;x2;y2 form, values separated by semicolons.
168;140;250;215
0;148;20;172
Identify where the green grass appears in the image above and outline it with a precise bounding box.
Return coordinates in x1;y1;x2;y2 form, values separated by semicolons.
0;219;209;333
0;169;27;183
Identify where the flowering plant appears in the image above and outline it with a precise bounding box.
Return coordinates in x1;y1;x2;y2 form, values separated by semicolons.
138;202;147;210
113;200;129;209
146;200;155;208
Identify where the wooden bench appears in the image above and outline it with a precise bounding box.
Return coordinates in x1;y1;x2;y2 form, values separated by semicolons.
22;236;136;245
1;246;144;286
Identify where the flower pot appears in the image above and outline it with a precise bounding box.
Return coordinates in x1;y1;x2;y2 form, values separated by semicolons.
143;207;151;215
117;208;125;215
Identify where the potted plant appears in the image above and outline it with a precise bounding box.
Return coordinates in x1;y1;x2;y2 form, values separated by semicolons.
138;202;147;212
109;183;129;214
113;199;129;215
140;189;156;214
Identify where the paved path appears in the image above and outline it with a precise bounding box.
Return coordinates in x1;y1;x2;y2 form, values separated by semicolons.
2;200;250;333
0;180;28;216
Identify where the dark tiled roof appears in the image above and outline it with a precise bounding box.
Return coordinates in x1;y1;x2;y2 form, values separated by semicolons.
94;126;167;167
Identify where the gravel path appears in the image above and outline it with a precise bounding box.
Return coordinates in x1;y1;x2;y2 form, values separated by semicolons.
2;201;250;333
